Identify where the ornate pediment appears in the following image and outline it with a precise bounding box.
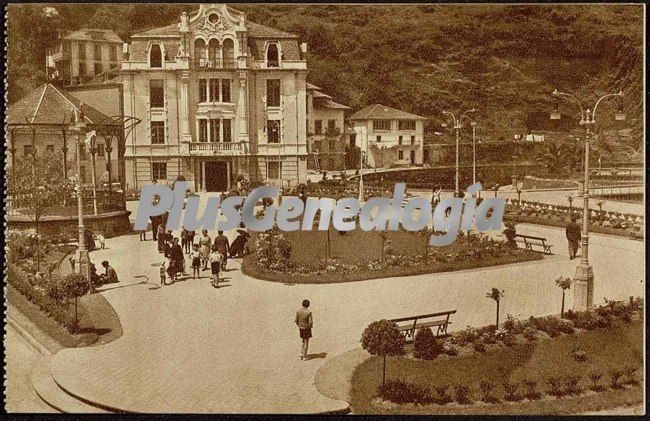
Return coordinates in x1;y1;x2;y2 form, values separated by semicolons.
191;4;244;35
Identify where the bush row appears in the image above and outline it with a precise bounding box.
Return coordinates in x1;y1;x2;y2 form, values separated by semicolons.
379;367;640;405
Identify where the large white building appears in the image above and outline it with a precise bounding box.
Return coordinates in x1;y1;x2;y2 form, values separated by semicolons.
348;104;425;168
121;4;309;192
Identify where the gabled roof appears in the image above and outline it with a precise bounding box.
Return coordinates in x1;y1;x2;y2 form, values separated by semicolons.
7;84;112;126
131;8;297;39
348;104;426;121
306;82;321;91
61;28;122;43
312;90;332;99
320;99;350;110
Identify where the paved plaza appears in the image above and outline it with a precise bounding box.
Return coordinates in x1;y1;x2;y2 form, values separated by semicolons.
41;214;643;412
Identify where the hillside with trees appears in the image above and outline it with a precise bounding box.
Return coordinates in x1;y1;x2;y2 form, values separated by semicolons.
6;3;643;159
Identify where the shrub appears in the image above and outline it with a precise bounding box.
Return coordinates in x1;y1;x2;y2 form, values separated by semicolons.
378;379;434;404
502;314;526;334
564;376;582;395
623;365;638;386
413;327;441;360
472;339;486;352
454;328;477;347
547;376;565;398
494;327;516;346
565;309;605;330
7;265;76;331
571;348;587;362
478;381;498;403
522;326;537;341
523;380;542;400
454;384;471;404
609;369;624;389
442;339;459;356
588;371;604;392
502;381;522;401
433;384;452;405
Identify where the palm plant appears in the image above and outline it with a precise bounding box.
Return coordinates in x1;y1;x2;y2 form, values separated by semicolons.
555;276;572;317
486;288;505;327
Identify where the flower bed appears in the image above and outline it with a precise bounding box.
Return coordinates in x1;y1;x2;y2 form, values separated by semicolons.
242;228;542;284
352;298;644;414
505;199;643;239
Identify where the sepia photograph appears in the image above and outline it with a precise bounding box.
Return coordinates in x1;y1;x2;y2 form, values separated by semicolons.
3;2;645;415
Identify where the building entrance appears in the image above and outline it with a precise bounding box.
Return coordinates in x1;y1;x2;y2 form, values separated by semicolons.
205;161;228;192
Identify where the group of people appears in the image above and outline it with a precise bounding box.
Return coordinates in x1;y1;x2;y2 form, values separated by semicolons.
155;226;250;288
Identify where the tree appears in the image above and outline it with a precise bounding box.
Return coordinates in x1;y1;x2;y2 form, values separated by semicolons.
419;226;432;260
413;327;441;360
361;320;405;385
60;272;90;332
379;231;389;262
486;288;505;328
555;276;572;317
10;150;74;271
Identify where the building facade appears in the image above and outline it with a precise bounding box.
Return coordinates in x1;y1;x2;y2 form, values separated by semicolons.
121;4;308;193
348;104;425;169
306;83;349;171
46;29;124;87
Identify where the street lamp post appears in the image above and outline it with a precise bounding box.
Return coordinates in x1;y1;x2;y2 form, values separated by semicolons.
71;108;93;293
471;121;477;185
88;134;99;215
551;89;625;310
442;108;475;197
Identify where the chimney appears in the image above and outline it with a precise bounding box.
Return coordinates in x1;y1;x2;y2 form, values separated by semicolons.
300;42;308;61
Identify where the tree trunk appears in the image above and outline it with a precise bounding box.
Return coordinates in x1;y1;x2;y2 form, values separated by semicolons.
496;300;500;328
74;296;78;333
35;218;41;272
561;291;565;318
382;355;386;386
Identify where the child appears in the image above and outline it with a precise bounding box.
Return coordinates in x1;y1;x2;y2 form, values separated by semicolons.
190;244;201;279
159;261;166;286
97;232;106;250
166;258;177;284
140;230;147;241
209;249;223;288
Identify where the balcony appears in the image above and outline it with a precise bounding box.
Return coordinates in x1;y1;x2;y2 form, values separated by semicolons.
189;142;246;156
193;58;236;70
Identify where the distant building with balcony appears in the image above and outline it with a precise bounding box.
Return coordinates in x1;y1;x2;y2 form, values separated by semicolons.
121;4;308;192
46;29;124;87
348;104;426;168
306;83;349;171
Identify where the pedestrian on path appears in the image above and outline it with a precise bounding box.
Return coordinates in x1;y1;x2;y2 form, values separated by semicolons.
159;261;166;286
99;261;119;284
170;238;185;276
96;232;106;250
295;299;313;361
190;244;201;279
181;228;190;254
209;248;223;288
140;229;147;241
187;230;196;253
566;215;581;260
157;224;166;253
199;230;212;270
213;230;230;270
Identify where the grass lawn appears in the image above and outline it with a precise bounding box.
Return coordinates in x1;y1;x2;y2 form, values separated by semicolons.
350;321;643;415
242;228;542;284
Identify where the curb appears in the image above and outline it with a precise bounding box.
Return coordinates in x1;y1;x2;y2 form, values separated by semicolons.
6;310;53;357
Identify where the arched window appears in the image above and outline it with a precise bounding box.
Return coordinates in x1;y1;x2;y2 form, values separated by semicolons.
150;44;162;68
194;39;206;68
266;43;279;68
222;38;235;68
208;39;220;69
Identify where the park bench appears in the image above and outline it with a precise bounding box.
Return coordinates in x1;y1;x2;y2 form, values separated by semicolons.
389;310;457;341
513;234;553;255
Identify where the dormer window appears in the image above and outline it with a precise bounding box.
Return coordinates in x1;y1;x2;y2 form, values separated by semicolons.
266;43;279;68
150;44;162;68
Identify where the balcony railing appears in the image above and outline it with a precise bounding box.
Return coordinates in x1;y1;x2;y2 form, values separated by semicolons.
193;58;236;70
189;142;244;155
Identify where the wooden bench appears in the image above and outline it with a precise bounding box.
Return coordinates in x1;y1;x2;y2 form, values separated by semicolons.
389;310;456;342
514;234;553;255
